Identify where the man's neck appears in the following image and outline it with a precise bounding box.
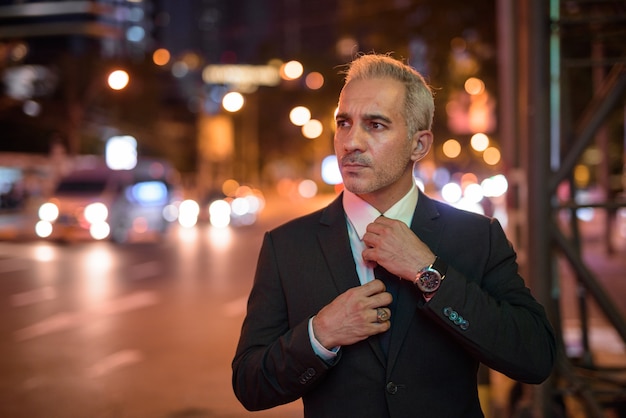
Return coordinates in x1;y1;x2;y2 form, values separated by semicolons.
354;183;415;214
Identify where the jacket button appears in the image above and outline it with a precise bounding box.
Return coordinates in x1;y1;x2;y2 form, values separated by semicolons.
460;319;470;330
298;368;316;384
386;382;398;395
443;307;453;317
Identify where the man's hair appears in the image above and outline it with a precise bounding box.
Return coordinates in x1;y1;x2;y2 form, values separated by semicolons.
341;53;435;136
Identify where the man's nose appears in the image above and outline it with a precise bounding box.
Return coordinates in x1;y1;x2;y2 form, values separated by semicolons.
341;125;367;151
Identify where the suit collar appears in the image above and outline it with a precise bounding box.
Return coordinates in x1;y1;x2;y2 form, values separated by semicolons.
410;189;445;250
318;194;362;294
342;186;418;239
320;188;440;228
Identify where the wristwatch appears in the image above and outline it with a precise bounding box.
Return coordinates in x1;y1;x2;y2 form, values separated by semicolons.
414;256;448;295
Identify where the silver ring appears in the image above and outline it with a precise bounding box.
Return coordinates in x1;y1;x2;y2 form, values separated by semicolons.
376;307;390;323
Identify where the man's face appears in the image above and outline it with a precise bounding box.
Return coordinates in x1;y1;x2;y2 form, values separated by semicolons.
334;77;417;202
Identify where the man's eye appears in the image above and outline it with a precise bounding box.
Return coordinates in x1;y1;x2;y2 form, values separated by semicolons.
370;122;384;130
336;120;350;128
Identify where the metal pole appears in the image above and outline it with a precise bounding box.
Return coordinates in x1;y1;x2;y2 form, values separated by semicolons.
526;0;555;416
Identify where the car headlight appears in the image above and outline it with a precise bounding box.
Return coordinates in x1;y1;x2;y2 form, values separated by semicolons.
38;202;59;222
84;202;108;224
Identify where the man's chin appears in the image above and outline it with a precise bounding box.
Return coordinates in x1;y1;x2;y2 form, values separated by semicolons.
342;181;375;195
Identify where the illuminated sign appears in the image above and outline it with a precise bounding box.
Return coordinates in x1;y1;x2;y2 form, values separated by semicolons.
202;65;280;87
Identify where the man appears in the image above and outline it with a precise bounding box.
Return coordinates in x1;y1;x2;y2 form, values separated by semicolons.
232;53;556;418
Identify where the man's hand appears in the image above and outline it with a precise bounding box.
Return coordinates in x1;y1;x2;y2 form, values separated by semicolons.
362;216;435;281
312;279;392;349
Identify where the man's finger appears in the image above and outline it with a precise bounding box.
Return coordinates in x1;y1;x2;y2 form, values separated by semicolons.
359;278;386;296
375;307;391;323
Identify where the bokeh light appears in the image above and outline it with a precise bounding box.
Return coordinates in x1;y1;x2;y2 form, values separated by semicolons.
464;77;485;95
321;155;342;185
483;147;501;165
126;26;145;42
470;133;489;152
441;183;462;203
464;183;484;203
23;100;41;117
222;179;240;196
106;135;137;170
298;179;318;198
289;106;311;126
442;139;462;159
280;60;303;80
153;48;171;66
574;164;590;188
107;70;129;90
209;200;231;228
89;222;110;240
84;202;108;225
302;119;323;138
482;174;508;197
461;172;478;190
35;220;53;238
305;72;324;90
222;92;244;112
179;199;200;228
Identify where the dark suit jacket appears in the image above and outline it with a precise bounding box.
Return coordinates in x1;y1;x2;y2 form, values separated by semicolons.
232;191;556;418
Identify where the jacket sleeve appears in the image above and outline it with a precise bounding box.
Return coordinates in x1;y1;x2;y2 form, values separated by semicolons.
423;217;556;384
231;231;333;411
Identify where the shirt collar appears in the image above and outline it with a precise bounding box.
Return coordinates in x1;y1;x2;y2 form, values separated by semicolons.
343;185;418;240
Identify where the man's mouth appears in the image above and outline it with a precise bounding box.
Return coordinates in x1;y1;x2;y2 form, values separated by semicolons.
341;156;369;168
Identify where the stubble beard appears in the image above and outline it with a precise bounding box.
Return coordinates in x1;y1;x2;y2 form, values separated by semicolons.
341;153;413;196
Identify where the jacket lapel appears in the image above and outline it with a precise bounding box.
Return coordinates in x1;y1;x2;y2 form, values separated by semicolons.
317;194;362;294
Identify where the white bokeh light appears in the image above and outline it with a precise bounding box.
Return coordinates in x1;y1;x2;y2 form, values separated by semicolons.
106;136;137;170
222;92;245;112
209;199;231;228
321;155;342;185
441;183;463;204
289;106;311;126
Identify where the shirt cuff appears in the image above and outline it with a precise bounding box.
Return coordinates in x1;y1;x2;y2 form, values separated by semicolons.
308;316;340;362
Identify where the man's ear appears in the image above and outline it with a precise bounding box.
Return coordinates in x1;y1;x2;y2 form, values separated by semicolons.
411;130;434;162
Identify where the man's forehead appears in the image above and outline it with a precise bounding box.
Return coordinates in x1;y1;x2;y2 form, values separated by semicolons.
338;79;404;116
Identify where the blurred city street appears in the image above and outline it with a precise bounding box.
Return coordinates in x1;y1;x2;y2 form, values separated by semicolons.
0;192;336;418
1;192;625;418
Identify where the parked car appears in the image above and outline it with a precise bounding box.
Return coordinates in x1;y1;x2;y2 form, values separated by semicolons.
35;158;180;243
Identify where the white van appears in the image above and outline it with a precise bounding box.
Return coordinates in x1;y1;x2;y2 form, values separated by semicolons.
36;157;180;243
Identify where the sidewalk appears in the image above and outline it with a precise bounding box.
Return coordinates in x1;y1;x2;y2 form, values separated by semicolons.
560;213;626;363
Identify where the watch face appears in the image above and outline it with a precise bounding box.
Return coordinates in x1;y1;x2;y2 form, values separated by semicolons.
418;269;441;293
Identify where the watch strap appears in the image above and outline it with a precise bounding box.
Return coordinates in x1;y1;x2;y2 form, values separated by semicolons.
431;256;448;279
